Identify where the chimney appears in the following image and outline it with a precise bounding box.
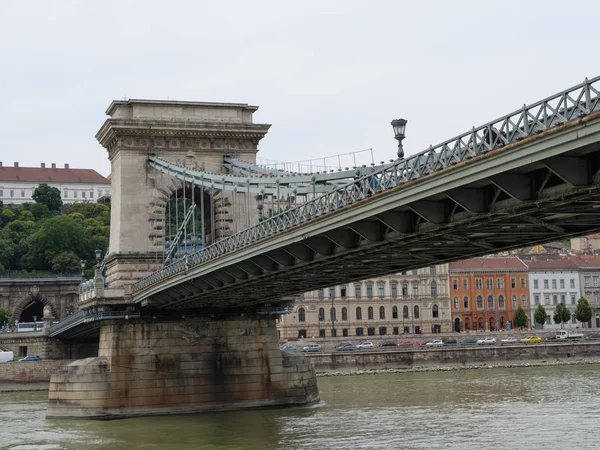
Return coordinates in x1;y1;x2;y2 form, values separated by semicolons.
14;162;18;168
41;163;46;169
51;163;56;169
64;163;69;169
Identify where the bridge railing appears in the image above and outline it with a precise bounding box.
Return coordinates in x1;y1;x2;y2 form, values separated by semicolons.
132;76;600;293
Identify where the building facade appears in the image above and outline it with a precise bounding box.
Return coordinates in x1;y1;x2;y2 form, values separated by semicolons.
573;255;600;328
449;257;530;332
277;264;452;340
0;162;110;205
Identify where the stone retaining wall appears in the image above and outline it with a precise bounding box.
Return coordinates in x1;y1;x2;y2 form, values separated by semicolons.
0;360;73;383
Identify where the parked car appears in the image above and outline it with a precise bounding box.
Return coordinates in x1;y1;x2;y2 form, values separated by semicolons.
501;337;518;343
477;337;496;345
280;345;297;351
356;341;374;349
336;343;357;351
302;343;322;352
460;338;477;345
417;341;429;346
445;338;458;345
521;336;543;343
425;340;444;347
397;341;413;347
379;341;397;347
585;333;600;340
19;355;41;362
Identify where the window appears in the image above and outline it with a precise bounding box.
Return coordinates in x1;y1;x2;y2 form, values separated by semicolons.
585;277;591;287
572;314;577;324
560;294;566;304
513;295;518;308
521;278;526;289
330;307;336;321
430;266;436;275
552;295;558;305
511;278;516;289
401;283;408;296
487;295;494;309
534;294;539;306
64;189;68;198
544;279;549;289
355;284;361;298
478;318;484;330
595;277;599;287
379;306;385;319
404;326;410;334
367;284;373;298
546;315;552;325
329;287;335;298
497;278;504;289
89;191;93;198
391;283;397;297
559;279;565;289
10;190;14;198
392;306;398;319
318;308;325;321
452;279;458;290
82;191;86;199
356;328;364;336
21;190;25;197
453;297;459;310
498;295;505;309
534;280;539;289
432;304;439;318
342;307;348;321
570;279;575;289
368;327;376;336
465;318;470;329
340;285;347;297
414;305;420;319
412;285;418;296
318;289;324;299
431;281;437;296
551;279;557;289
319;329;326;338
0;189;3;197
463;279;468;290
521;295;527;307
379;327;387;336
571;294;576;305
368;306;374;320
463;296;469;309
475;278;482;289
74;191;78;198
298;308;306;322
97;190;102;198
356;307;362;320
486;279;493;289
377;283;385;297
393;327;399;335
414;326;421;334
412;269;418;276
403;305;409;318
544;294;550;304
342;328;348;337
298;329;307;338
476;295;483;309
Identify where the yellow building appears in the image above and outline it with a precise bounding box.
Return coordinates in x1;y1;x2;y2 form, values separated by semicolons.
277;264;452;340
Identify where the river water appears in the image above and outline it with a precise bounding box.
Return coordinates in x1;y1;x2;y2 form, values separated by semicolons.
1;364;600;450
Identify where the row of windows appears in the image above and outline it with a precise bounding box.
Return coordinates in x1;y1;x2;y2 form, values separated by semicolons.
533;293;577;306
533;278;576;290
0;188;109;199
583;276;600;288
298;304;440;322
317;281;438;299
298;326;420;338
452;277;527;290
0;189;27;198
544;314;578;325
452;294;528;310
461;316;511;331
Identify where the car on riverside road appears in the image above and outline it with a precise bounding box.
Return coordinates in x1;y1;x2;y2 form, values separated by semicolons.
520;336;543;344
460;338;477;345
302;343;322;352
500;337;518;344
477;337;496;345
425;340;444;347
280;345;297;351
356;341;374;349
379;341;398;347
336;343;357;351
585;333;600;340
19;355;41;362
397;341;413;347
445;338;458;345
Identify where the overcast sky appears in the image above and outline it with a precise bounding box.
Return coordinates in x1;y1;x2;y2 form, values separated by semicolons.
1;0;599;177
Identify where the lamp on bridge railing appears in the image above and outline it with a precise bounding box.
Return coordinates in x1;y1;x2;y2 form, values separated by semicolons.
391;118;408;160
79;260;86;281
95;249;102;266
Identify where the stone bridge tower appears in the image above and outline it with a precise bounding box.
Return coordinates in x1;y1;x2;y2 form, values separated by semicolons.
95;100;271;288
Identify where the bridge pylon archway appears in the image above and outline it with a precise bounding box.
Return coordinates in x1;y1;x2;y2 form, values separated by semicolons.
95;100;271;288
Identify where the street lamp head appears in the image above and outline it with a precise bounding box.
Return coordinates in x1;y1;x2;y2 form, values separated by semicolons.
80;260;85;271
95;249;102;262
391;118;408;160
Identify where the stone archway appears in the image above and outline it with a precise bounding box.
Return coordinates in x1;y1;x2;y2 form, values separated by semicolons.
11;294;59;325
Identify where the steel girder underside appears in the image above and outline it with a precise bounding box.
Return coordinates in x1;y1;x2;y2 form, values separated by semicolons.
137;114;600;313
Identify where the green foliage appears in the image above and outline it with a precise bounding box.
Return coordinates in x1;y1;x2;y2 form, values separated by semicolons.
27;215;89;268
0;308;9;326
534;304;547;328
574;297;593;326
32;184;63;211
513;307;528;327
51;251;83;274
553;303;571;328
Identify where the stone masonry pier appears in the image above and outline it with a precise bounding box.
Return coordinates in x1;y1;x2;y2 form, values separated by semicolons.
47;315;319;418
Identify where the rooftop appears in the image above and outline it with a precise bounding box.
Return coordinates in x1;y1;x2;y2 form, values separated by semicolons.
449;257;528;272
0;162;110;184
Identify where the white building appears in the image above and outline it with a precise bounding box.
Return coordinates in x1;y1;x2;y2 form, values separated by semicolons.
0;162;110;205
522;258;582;330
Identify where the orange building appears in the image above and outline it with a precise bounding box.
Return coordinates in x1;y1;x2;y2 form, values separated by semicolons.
449;257;530;332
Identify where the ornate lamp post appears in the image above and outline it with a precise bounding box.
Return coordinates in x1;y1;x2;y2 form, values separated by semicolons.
95;249;102;267
391;118;408;159
80;260;86;281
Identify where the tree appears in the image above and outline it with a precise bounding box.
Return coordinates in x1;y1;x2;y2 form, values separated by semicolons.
574;297;593;327
51;251;82;274
0;308;10;327
32;184;63;211
553;302;571;329
513;307;528;328
534;304;547;328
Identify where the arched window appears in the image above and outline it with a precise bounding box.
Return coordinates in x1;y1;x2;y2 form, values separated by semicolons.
465;317;470;329
478;317;484;329
379;306;385;319
318;308;325;321
356;307;362;320
521;295;527;307
368;306;374;320
431;281;437;296
453;297;459;310
487;295;494;309
489;317;495;330
342;307;348;321
330;307;336;321
392;306;398;319
298;307;306;322
512;295;517;309
500;316;505;328
476;295;483;309
498;295;505;309
432;304;439;318
463;296;469;309
403;305;409;318
414;305;420;319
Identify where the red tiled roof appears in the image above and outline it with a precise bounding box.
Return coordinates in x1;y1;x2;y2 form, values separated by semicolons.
449;257;527;272
586;234;600;239
522;259;579;270
571;255;600;268
0;164;109;184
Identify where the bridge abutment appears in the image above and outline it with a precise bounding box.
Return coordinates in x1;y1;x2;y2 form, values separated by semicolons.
47;314;319;418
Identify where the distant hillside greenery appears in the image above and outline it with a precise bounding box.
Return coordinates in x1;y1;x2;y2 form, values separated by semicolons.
0;184;110;276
